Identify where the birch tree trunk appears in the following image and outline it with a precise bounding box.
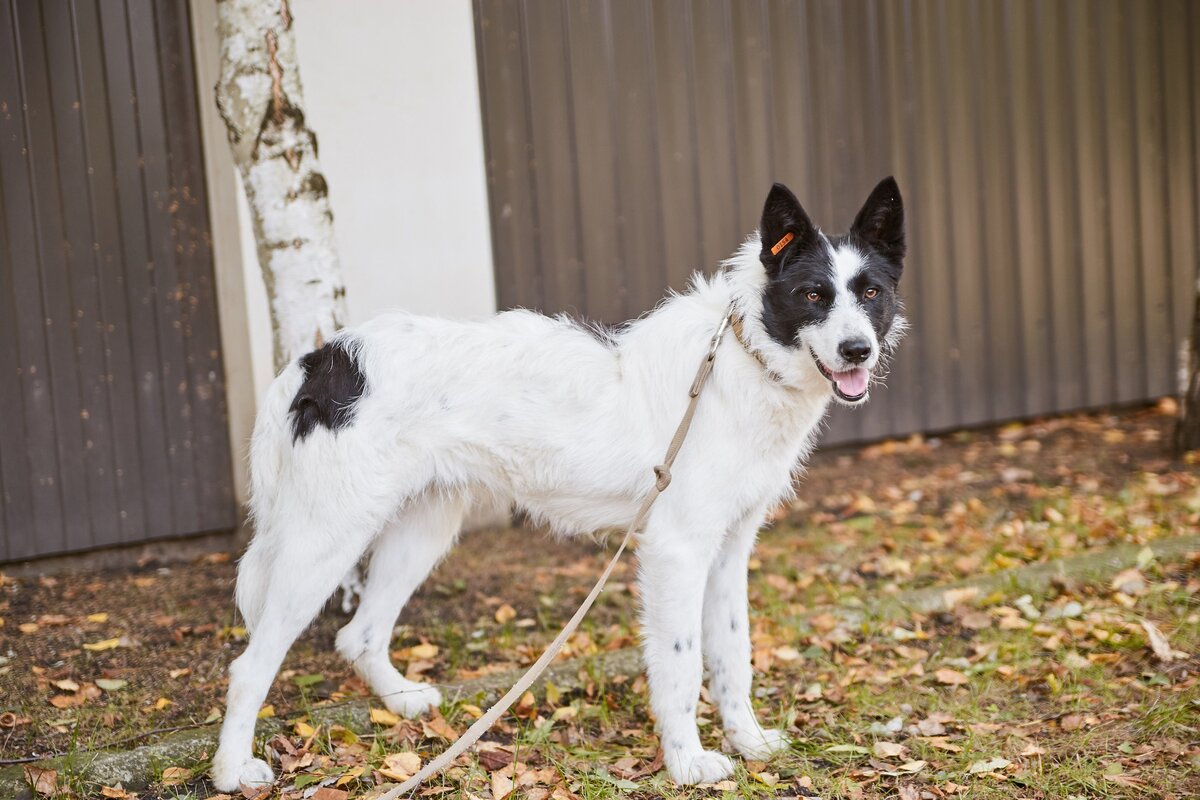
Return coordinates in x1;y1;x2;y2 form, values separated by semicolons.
216;0;362;608
215;0;346;369
1176;281;1200;454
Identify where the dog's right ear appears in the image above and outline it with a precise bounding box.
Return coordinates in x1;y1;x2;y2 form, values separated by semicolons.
759;183;817;277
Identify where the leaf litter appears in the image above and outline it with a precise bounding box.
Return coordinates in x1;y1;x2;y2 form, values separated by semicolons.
1;404;1198;797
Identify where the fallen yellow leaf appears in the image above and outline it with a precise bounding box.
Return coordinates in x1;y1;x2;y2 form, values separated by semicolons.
495;604;517;624
23;766;57;796
329;725;359;744
752;771;780;786
370;707;401;726
873;741;905;758
935;668;969;686
409;642;439;660
335;766;364;786
491;769;515;800
942;587;979;609
550;706;578;722
422;712;460;741
1141;620;1187;662
311;788;349;800
160;766;191;786
83;638;121;652
378;751;421;781
919;736;963;753
772;645;802;661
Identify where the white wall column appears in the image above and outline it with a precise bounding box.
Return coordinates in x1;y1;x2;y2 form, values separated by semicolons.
190;0;497;506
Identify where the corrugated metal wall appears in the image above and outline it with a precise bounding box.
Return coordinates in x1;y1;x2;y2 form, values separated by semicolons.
474;0;1200;445
0;0;235;562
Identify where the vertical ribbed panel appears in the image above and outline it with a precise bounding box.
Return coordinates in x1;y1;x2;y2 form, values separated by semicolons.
475;0;1200;444
0;0;234;562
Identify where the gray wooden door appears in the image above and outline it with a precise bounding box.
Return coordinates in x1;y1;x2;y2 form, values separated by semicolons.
0;0;235;561
474;0;1200;445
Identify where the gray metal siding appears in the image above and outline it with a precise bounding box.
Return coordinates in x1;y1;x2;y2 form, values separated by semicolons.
474;0;1200;445
0;0;235;561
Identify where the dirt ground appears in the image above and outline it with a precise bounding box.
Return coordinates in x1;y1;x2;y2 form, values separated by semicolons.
2;402;1198;799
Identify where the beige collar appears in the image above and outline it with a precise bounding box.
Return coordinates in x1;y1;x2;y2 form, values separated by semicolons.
729;314;761;364
729;314;787;383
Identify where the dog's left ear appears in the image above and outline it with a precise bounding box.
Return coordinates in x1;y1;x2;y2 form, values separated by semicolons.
851;176;905;265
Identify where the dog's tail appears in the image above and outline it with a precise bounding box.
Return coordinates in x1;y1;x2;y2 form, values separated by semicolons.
236;359;307;633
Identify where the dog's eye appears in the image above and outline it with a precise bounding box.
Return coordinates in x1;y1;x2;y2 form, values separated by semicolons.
863;287;880;300
805;291;821;302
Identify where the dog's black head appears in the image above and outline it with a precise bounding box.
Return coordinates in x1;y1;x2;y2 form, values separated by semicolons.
756;177;906;405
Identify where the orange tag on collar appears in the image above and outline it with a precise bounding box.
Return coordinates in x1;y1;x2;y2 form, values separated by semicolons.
770;231;794;256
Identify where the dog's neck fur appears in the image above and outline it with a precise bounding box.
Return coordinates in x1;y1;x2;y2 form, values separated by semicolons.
605;232;842;492
712;233;836;402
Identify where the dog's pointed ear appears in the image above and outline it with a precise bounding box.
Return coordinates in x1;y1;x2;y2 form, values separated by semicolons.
760;183;817;276
851;176;905;264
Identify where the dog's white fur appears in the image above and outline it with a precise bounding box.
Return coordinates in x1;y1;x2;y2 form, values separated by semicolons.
211;232;900;790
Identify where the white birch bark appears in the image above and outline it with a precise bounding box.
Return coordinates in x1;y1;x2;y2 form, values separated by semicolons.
216;0;363;608
1176;278;1200;454
215;0;346;369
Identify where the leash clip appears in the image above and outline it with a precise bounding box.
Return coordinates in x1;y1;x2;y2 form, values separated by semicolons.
708;310;732;361
690;304;735;397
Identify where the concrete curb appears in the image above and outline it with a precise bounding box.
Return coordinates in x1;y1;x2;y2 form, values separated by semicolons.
833;533;1200;625
3;534;1195;796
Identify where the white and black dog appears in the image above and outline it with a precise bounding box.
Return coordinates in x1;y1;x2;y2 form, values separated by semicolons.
212;178;906;790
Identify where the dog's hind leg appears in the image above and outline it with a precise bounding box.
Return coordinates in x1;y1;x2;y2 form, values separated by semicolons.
211;518;380;793
336;494;465;717
702;509;791;760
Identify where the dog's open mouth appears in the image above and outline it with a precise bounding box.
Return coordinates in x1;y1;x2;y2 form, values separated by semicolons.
810;350;870;402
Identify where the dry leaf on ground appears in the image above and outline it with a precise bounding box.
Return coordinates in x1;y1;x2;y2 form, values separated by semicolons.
24;766;58;796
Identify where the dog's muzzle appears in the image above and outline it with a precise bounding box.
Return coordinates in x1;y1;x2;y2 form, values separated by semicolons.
810;348;871;402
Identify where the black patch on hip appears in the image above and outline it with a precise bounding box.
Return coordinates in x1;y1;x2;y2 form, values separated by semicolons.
289;341;366;443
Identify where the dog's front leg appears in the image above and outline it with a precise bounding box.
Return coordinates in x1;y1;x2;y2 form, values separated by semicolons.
703;511;791;760
637;532;734;785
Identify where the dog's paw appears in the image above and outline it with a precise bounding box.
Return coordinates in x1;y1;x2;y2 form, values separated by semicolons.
664;748;734;785
728;726;791;760
384;683;442;718
210;757;274;793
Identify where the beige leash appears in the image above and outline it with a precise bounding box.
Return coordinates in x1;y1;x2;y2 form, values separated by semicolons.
380;304;734;798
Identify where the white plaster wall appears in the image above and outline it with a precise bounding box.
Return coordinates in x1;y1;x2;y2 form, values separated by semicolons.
234;0;498;408
194;0;496;501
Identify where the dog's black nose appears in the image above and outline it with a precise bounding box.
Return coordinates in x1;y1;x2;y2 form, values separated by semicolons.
838;338;872;364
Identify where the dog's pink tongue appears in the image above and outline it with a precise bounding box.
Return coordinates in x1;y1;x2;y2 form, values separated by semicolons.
832;367;869;397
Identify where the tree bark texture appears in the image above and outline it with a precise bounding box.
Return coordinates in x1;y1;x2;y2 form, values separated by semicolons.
215;0;346;370
216;0;363;608
1177;280;1200;454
